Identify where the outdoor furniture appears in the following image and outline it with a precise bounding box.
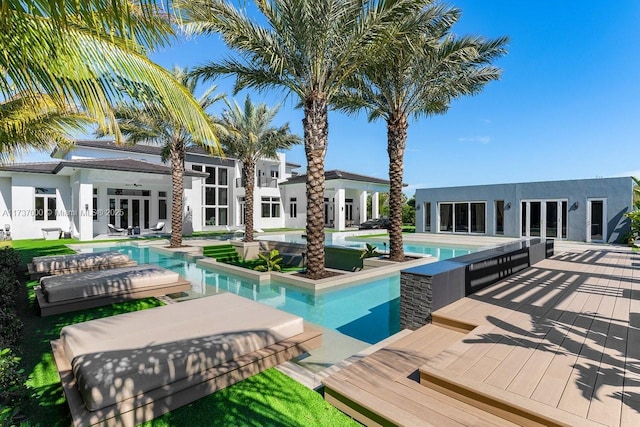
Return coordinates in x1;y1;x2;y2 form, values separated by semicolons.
51;293;322;427
35;264;191;316
41;227;62;240
28;251;137;280
107;223;126;235
149;222;165;233
3;224;10;240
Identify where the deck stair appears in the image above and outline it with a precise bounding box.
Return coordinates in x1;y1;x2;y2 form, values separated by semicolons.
202;244;241;263
323;323;522;426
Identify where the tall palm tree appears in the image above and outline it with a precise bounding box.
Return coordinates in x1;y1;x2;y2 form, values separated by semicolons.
336;5;507;260
1;0;218;146
217;95;301;242
0;93;93;163
177;0;426;279
103;67;226;248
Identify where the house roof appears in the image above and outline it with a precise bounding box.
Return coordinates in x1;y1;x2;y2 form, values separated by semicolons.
286;161;302;169
52;139;218;158
0;158;209;177
280;169;389;186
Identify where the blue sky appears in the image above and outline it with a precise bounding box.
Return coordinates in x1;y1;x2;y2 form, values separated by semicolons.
23;1;640;195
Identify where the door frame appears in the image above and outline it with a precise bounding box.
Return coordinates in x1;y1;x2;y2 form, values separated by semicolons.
586;198;607;243
520;199;568;240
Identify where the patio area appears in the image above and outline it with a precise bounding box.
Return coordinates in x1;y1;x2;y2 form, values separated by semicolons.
323;245;640;426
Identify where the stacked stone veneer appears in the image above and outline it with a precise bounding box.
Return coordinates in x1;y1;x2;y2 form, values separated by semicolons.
400;239;553;330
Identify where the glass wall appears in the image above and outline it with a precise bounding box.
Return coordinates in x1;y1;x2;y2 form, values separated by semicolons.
193;164;231;226
439;202;486;234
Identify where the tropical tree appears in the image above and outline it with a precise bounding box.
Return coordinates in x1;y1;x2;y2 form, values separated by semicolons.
336;4;507;260
102;67;225;248
217;95;301;242
177;0;427;279
1;0;219;147
0;93;93;163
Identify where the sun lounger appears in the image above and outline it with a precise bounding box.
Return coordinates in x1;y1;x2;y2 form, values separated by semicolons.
35;265;191;316
51;293;322;426
28;251;137;280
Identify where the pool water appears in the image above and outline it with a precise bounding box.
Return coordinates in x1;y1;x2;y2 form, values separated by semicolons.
258;234;476;260
89;245;400;344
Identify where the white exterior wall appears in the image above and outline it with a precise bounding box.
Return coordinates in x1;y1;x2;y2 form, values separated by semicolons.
0;178;12;229
10;174;72;240
280;184;307;229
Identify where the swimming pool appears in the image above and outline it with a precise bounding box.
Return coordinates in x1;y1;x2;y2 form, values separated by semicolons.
259;233;477;260
87;244;399;344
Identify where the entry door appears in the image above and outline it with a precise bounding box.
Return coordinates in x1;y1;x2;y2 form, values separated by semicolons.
521;200;566;239
587;199;606;242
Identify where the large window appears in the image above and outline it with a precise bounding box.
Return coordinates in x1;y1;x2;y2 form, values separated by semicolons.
35;188;57;221
495;200;504;235
262;197;280;218
289;197;297;218
424;202;431;232
193;164;230;226
158;191;167;221
439;202;486;234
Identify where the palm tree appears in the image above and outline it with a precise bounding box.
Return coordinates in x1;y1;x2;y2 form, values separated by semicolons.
2;0;218;146
336;5;507;260
177;0;426;279
103;67;226;248
0;93;93;163
217;95;301;242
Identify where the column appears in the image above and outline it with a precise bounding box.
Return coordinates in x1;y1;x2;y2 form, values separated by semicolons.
359;191;368;225
78;171;93;241
335;188;345;231
372;192;379;219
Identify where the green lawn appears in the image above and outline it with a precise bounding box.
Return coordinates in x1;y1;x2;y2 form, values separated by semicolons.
10;239;357;427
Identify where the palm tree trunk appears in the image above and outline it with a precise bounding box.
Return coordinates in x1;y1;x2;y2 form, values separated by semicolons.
243;160;255;242
387;113;408;261
303;94;328;278
169;140;185;248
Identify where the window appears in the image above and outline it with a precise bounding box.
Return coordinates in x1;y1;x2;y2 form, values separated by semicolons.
439;203;452;232
439;201;486;234
270;169;279;178
239;197;246;225
35;188;56;221
495;201;504;235
290;197;297;218
158;191;167;220
424;202;431;232
93;189;98;221
194;163;231;226
262;197;280;218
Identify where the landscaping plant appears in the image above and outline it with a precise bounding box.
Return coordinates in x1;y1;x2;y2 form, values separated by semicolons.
360;243;381;259
254;249;283;272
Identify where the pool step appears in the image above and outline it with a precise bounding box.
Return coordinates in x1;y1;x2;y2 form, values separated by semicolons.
202;244;241;263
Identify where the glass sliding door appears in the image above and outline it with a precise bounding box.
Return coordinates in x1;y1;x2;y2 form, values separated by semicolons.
495;200;504;235
439;203;453;232
454;203;468;232
521;199;567;239
587;199;606;242
470;202;486;233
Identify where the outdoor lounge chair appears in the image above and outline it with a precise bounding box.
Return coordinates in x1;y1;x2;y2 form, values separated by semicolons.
107;223;126;235
35;264;191;316
50;293;322;427
149;222;165;233
28;251;137;280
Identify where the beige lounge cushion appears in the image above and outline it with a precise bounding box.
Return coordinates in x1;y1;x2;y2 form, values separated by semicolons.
40;265;180;303
60;294;304;411
32;251;130;273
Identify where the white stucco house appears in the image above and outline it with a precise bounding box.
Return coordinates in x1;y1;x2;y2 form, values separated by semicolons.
0;140;389;241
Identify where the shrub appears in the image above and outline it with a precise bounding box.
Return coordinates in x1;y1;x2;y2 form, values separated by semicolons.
0;249;19;277
0;309;22;351
360;243;381;259
0;348;26;408
254;249;283;272
0;276;20;307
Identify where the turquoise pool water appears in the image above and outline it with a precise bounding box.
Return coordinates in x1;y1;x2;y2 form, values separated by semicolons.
258;234;477;259
88;245;400;344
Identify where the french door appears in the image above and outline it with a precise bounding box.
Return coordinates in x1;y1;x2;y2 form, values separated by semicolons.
587;199;606;242
521;200;567;239
110;197;150;230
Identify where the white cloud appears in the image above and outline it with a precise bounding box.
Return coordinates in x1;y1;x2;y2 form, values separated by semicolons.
482;119;492;124
458;136;491;144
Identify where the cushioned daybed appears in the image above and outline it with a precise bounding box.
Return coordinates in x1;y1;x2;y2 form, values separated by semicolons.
51;293;322;427
28;251;137;280
35;265;191;316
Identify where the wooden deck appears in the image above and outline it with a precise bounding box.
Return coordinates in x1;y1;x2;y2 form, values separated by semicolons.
323;247;640;426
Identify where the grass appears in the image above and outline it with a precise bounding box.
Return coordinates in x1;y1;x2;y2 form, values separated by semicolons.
10;239;357;426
